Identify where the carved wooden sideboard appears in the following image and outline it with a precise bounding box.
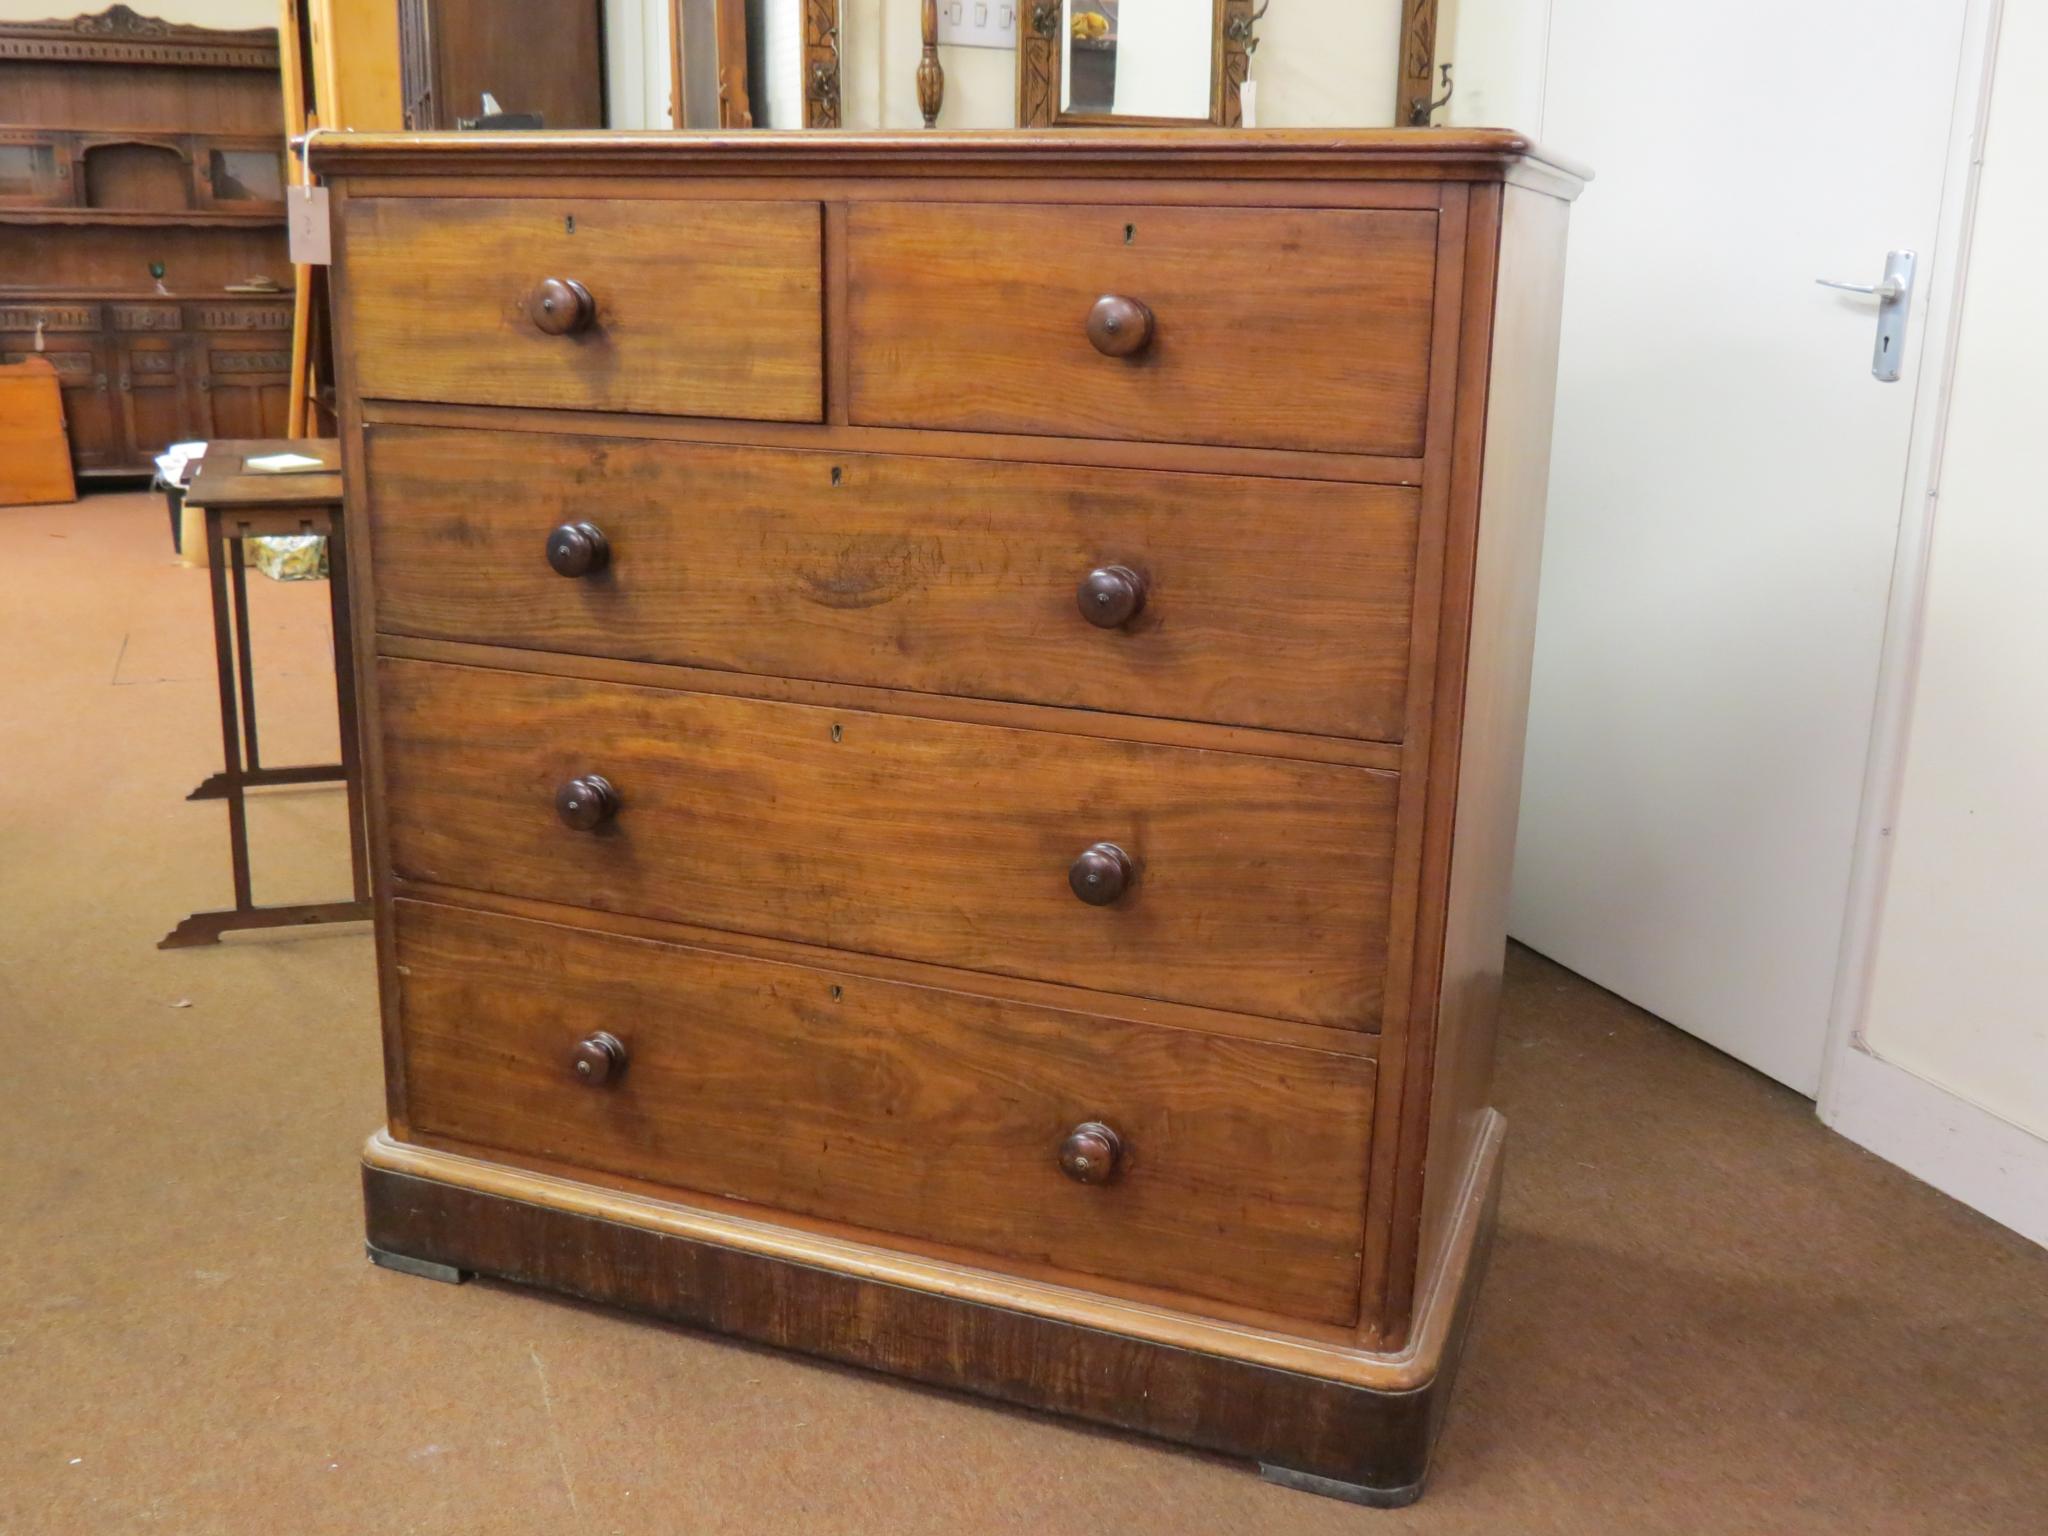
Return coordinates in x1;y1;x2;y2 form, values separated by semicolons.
315;128;1585;1505
0;7;292;477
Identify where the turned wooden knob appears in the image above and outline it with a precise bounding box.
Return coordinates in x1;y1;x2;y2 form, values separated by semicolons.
555;773;620;831
1077;565;1146;628
570;1030;627;1086
1058;1121;1122;1185
528;276;594;335
1068;841;1134;906
546;520;610;577
1086;294;1153;358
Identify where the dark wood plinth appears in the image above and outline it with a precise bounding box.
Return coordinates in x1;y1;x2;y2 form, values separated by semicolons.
361;1116;1502;1502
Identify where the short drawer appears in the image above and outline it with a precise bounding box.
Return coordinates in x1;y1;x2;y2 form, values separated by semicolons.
379;659;1397;1029
395;899;1376;1324
847;202;1436;456
338;196;822;421
364;424;1420;741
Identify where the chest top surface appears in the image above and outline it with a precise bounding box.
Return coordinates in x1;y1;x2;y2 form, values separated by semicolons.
306;126;1588;192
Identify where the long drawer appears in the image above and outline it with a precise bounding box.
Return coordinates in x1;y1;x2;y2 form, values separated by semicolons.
364;425;1420;741
395;899;1376;1324
847;202;1437;455
378;659;1397;1029
338;196;823;421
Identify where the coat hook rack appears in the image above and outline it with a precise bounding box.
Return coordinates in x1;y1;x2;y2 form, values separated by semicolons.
1410;62;1454;126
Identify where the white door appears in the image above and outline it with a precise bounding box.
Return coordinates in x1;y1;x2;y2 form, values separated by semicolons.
1506;2;1974;1092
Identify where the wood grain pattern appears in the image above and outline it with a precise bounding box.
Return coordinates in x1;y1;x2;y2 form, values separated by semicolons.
360;394;1428;492
339;196;823;421
0;358;75;505
847;202;1436;455
367;1112;1499;1389
361;1109;1503;1494
377;658;1398;1028
309;129;1593;194
1404;184;1573;1328
394;879;1381;1060
1356;183;1474;1345
315;132;1584;1496
378;633;1403;772
328;181;415;1141
394;899;1376;1323
362;424;1420;740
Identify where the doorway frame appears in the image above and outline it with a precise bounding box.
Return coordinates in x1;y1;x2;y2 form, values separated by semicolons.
1816;0;2048;1249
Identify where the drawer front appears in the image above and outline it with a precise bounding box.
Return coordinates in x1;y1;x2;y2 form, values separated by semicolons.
339;197;823;421
847;202;1436;455
365;425;1420;741
396;900;1375;1324
380;660;1397;1029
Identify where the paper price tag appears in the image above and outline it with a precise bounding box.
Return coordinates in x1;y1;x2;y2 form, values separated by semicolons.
289;186;331;265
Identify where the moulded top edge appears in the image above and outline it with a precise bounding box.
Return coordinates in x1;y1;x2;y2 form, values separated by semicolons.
303;128;1590;193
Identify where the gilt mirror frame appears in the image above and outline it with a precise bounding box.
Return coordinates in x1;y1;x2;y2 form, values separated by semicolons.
1016;0;1261;129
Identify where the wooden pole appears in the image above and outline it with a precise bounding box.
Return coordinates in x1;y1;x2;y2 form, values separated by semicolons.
279;0;314;438
917;0;944;128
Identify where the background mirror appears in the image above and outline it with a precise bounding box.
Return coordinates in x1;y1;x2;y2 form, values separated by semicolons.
1062;0;1213;121
742;0;805;127
672;0;841;130
657;0;1441;133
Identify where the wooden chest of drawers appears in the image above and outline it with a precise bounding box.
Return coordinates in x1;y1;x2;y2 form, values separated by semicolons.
315;129;1584;1506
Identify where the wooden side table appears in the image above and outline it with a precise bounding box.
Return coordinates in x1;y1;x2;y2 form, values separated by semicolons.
160;438;372;947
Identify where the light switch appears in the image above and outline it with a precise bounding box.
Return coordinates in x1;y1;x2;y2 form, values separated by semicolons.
936;0;1016;49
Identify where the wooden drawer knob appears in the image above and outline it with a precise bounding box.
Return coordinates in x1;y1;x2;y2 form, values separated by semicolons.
528;276;594;335
1077;565;1146;628
555;773;620;831
570;1030;627;1086
1058;1121;1123;1185
1069;841;1134;906
546;520;610;577
1086;294;1153;358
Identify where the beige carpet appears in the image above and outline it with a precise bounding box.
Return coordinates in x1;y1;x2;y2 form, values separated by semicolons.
3;491;2044;1534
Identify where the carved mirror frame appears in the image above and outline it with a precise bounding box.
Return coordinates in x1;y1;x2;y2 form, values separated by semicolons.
1013;1;1451;133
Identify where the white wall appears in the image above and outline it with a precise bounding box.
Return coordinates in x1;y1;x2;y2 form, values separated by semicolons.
1440;0;1549;129
1256;0;1404;127
1096;0;1213;120
1859;2;2048;1141
605;0;675;127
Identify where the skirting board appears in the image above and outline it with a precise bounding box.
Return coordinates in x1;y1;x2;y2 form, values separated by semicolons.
360;1112;1506;1502
1822;1043;2048;1250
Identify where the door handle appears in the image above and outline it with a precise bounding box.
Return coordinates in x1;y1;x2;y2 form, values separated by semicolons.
1816;273;1907;301
1815;249;1916;382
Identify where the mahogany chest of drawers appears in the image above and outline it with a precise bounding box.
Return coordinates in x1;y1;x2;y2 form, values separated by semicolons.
314;128;1584;1506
